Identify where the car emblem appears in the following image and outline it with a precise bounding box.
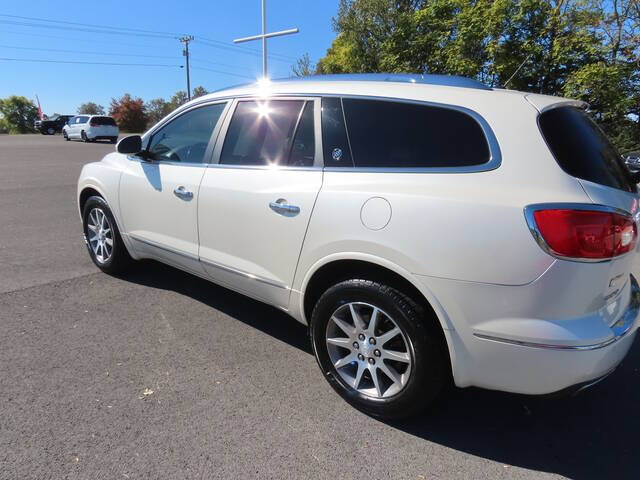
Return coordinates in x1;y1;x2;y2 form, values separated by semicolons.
332;148;343;161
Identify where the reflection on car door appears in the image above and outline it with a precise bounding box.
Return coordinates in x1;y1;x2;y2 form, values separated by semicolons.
198;98;323;308
119;102;230;274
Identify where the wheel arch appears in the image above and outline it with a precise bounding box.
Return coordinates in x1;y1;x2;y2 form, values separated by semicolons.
299;254;457;376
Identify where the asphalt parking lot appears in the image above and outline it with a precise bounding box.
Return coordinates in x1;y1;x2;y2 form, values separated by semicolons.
1;134;639;479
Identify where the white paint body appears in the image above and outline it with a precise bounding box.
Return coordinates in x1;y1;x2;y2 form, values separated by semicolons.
77;78;640;395
64;115;119;141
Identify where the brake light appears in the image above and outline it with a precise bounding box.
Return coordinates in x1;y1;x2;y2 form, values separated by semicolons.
531;209;637;260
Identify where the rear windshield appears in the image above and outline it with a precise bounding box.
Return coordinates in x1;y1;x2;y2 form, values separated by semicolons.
539;107;635;193
92;116;117;126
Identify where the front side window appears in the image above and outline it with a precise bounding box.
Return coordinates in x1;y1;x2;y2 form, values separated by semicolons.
340;98;490;168
147;103;226;163
220;100;313;166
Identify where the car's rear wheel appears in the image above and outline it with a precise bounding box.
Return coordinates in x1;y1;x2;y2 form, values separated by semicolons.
47;127;55;135
82;196;131;274
81;131;89;143
110;137;117;144
310;279;447;419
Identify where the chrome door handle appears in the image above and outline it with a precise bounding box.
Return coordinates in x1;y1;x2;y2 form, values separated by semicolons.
173;186;193;200
269;198;300;217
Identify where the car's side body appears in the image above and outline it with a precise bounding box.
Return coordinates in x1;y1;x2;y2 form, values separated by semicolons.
64;115;119;142
78;75;640;399
37;114;73;134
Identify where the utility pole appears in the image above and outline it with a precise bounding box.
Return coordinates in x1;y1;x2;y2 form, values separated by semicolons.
233;0;298;78
179;35;194;100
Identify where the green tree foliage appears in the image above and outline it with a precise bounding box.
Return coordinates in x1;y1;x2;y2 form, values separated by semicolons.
192;85;209;98
109;94;147;133
0;96;39;133
168;90;189;111
77;102;105;115
316;0;640;151
292;53;315;77
146;98;171;126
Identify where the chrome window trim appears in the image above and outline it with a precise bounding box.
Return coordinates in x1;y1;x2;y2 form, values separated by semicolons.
210;96;323;169
137;100;232;166
323;94;500;173
142;92;500;173
523;202;635;264
473;275;640;351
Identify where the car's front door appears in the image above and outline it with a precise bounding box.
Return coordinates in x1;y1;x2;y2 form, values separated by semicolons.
119;102;229;274
198;98;323;308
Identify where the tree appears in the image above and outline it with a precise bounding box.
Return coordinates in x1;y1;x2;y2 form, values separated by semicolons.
0;96;39;133
146;98;171;126
192;85;209;98
167;90;188;111
316;0;640;152
292;53;315;77
77;102;105;115
109;94;147;132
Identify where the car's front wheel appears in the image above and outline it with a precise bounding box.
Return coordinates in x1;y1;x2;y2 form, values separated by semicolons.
310;279;448;419
63;131;69;141
82;196;131;274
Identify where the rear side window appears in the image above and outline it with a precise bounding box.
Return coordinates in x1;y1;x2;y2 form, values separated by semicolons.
539;107;635;193
321;97;353;167
338;98;490;168
91;116;117;126
220;100;306;166
77;116;89;124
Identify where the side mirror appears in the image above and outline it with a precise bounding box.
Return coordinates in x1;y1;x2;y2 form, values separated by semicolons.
117;135;143;154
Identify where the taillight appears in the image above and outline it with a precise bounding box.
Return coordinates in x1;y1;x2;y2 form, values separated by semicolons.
529;208;637;260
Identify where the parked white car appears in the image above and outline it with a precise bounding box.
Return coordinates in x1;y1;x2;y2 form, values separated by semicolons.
77;74;640;418
63;115;119;143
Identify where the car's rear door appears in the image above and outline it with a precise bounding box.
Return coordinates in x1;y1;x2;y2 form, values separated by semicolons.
119;101;230;274
197;97;322;308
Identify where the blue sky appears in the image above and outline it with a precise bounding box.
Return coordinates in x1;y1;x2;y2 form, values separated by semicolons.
0;1;338;115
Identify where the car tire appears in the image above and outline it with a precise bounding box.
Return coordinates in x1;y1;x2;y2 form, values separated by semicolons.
47;127;56;135
82;196;132;275
309;279;448;419
110;137;117;144
81;131;89;143
63;131;69;141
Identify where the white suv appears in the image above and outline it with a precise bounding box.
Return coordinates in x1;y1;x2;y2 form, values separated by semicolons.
77;74;640;418
63;115;119;143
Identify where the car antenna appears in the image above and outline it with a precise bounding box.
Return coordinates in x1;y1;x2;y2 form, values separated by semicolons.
503;54;532;89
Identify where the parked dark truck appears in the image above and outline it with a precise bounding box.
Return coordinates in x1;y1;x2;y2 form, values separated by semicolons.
36;115;74;135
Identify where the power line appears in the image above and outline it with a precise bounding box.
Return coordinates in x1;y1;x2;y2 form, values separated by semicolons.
0;57;183;68
190;65;255;79
0;13;297;61
0;20;177;39
189;56;246;71
1;29;164;50
0;13;183;37
0;43;179;59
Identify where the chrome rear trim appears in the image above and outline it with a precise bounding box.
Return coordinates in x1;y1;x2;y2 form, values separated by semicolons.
474;275;640;351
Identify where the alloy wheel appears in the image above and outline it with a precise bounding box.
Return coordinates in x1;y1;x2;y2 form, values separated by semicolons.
325;302;412;399
86;208;113;263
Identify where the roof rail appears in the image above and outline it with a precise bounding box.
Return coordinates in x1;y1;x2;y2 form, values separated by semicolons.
274;73;490;90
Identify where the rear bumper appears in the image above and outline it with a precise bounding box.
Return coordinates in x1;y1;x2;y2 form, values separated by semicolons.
420;271;640;395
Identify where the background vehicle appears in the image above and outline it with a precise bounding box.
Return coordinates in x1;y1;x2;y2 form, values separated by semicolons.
63;115;118;143
77;74;640;418
36;114;73;135
624;151;640;175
